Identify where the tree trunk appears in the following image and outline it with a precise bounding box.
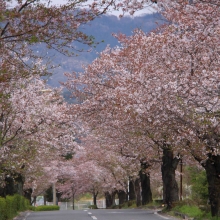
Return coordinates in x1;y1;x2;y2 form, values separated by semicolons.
4;176;15;196
14;174;24;196
134;178;141;207
129;181;136;200
203;155;220;217
72;193;75;210
112;191;116;206
140;172;152;205
118;190;127;205
93;191;98;206
71;186;75;210
43;194;47;205
161;147;179;209
105;191;113;208
24;188;32;204
32;196;36;206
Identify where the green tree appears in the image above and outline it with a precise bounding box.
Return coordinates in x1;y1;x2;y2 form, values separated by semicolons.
188;167;208;204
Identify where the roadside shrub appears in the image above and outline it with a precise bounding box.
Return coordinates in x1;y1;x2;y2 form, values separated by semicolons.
88;205;98;209
0;195;30;220
173;205;203;218
14;194;29;211
29;206;36;211
128;200;136;207
5;196;18;220
35;205;60;211
188;167;208;205
0;197;6;220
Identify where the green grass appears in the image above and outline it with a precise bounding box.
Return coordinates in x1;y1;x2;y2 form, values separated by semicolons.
171;204;220;220
174;205;203;218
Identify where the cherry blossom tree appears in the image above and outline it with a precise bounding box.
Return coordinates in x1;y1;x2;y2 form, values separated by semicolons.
0;76;78;198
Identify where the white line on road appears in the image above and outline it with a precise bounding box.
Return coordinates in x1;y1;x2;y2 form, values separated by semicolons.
88;212;92;215
91;216;97;220
154;212;169;219
107;211;124;213
24;212;30;220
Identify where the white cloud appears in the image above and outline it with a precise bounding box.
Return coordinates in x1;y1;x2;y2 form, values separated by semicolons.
50;0;156;16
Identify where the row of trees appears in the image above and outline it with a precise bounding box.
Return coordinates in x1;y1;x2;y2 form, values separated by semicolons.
63;0;220;217
0;0;156;208
1;0;220;218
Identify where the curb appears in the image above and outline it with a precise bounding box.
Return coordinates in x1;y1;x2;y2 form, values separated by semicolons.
13;211;30;220
156;210;180;220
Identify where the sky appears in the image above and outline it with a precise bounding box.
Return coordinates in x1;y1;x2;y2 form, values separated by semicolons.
9;0;156;16
50;0;156;17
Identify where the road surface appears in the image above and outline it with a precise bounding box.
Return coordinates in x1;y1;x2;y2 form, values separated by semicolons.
25;209;177;220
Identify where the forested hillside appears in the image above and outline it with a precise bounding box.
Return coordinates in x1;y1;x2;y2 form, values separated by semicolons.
46;13;161;87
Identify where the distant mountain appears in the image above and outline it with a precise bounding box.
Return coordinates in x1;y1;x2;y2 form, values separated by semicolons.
44;13;162;88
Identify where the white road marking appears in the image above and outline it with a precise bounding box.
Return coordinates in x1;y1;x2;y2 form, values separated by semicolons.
91;216;97;220
107;212;124;213
88;212;92;215
24;212;30;220
154;212;169;219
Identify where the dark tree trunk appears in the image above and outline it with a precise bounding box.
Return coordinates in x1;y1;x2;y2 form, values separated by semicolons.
112;191;116;206
4;176;15;196
0;174;24;197
72;193;75;210
161;147;179;209
14;174;24;195
203;155;220;217
140;172;152;205
105;191;116;208
32;196;36;206
129;181;136;200
43;194;47;205
71;186;75;210
105;191;113;208
24;188;32;204
93;191;98;206
134;178;141;207
57;191;61;203
118;190;127;205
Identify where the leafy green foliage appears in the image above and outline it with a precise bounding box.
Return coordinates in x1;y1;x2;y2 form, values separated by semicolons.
173;205;203;218
0;195;29;220
0;197;6;220
5;195;18;220
28;206;36;211
188;167;209;203
35;205;60;211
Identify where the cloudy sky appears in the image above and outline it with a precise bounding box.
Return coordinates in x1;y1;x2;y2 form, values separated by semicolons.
50;0;156;16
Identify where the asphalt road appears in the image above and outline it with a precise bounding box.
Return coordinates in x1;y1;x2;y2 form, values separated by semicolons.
25;209;177;220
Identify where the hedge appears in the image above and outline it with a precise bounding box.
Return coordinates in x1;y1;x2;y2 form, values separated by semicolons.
0;195;29;220
35;205;60;211
0;197;6;220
